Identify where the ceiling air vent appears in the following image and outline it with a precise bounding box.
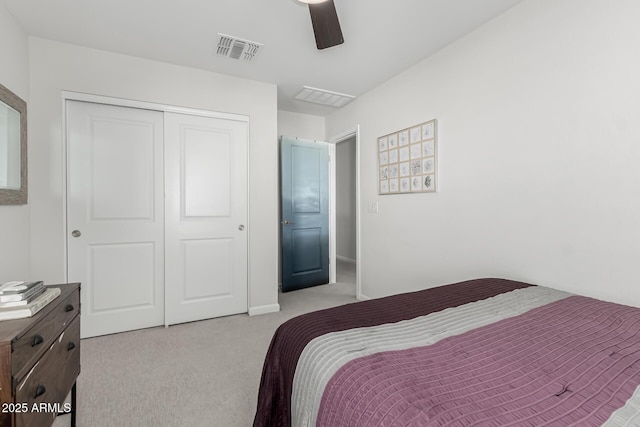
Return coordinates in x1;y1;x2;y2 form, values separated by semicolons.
294;86;355;108
216;33;262;62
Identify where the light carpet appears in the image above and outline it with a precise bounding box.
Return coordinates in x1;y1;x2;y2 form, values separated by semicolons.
53;260;357;427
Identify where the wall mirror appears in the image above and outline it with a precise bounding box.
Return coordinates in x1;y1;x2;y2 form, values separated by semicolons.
0;83;27;205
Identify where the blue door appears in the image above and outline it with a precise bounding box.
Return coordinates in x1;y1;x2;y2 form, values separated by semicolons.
280;136;329;292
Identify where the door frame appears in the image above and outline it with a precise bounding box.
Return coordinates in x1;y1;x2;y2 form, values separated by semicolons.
328;125;363;300
61;91;252;325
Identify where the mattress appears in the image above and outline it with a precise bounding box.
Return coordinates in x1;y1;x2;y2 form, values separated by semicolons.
253;278;640;426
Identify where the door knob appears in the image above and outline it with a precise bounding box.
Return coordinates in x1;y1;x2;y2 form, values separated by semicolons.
71;230;82;238
238;224;245;231
282;220;295;225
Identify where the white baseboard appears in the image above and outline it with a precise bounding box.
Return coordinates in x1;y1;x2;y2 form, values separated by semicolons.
357;293;371;301
336;255;356;264
248;303;280;316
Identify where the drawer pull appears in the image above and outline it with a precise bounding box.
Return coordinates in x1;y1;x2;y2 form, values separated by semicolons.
34;384;47;398
31;334;44;347
67;342;76;351
65;304;75;312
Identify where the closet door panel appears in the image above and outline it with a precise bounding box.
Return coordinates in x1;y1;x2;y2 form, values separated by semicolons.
182;127;231;217
181;238;233;299
66;101;165;338
164;112;248;325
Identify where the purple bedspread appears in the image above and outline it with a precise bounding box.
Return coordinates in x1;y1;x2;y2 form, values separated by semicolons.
317;295;640;426
253;278;532;426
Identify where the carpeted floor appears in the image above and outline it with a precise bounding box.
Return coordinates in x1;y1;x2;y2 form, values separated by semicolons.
54;260;357;427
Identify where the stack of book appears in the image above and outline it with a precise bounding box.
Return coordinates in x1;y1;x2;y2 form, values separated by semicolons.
0;281;61;321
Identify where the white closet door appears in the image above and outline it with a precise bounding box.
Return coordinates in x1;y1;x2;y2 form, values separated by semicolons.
67;101;165;338
164;112;248;325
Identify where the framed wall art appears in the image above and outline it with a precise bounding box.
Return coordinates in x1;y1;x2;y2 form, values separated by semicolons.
378;119;437;195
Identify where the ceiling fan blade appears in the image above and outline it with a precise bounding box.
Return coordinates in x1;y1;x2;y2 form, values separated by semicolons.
308;0;344;50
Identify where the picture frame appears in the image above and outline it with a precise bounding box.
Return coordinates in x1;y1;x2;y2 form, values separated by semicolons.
377;119;437;195
0;83;27;205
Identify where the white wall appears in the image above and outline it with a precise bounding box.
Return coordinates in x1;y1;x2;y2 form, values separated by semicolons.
336;137;356;261
0;1;30;282
326;0;640;306
28;37;279;313
278;110;325;141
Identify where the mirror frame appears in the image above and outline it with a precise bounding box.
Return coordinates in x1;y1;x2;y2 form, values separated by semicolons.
0;83;27;205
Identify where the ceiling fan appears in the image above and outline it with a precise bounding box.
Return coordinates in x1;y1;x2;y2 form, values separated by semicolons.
299;0;344;50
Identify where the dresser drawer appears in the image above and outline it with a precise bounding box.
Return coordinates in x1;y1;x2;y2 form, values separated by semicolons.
14;316;80;427
11;288;80;381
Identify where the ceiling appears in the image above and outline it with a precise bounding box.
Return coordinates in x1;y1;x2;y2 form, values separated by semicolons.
4;0;525;116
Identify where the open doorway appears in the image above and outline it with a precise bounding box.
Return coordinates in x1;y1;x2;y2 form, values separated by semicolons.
335;136;356;291
329;126;362;299
277;126;361;300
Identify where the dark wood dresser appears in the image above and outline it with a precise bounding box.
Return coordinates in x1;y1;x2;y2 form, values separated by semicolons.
0;283;80;427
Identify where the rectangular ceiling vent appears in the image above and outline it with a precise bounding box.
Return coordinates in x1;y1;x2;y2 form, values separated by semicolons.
216;33;262;62
294;86;356;108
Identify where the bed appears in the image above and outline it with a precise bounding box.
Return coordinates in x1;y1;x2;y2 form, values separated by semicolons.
253;278;640;426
